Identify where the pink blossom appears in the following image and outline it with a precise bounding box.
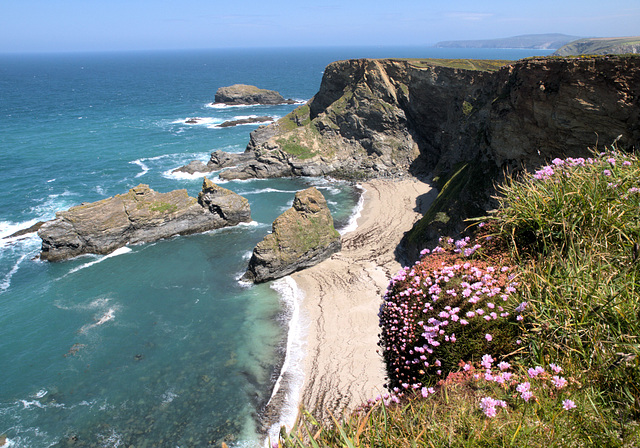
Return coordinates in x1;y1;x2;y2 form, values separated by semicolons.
552;376;568;389
498;361;511;371
562;399;576;411
485;334;493;342
549;363;562;374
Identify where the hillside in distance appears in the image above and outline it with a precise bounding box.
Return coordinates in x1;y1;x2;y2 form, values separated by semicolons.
434;33;580;49
553;36;640;55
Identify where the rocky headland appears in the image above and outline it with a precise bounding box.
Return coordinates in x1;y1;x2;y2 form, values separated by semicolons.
177;55;640;257
242;187;341;283
553;36;640;56
38;178;251;261
214;84;296;105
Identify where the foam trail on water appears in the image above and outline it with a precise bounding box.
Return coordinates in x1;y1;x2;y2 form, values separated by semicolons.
66;247;133;275
130;159;149;178
0;254;28;294
162;168;214;181
266;276;307;444
339;184;365;235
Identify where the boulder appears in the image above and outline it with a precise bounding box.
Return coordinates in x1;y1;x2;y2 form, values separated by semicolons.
243;187;341;283
214;84;296;105
172;160;211;175
38;178;250;261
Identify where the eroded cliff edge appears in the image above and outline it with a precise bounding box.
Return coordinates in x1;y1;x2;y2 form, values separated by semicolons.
215;56;639;181
202;55;639;257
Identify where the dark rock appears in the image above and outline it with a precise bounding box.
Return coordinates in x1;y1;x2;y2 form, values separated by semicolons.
214;84;296;105
218;116;273;128
4;221;46;239
243;187;341;283
172;160;210;175
38;179;251;261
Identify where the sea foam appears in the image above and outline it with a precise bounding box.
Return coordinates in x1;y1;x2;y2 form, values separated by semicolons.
339;184;365;235
66;246;133;276
266;276;307;443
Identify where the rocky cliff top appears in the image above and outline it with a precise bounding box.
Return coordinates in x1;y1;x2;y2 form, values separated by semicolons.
214;84;296;105
243;187;341;282
38;179;251;261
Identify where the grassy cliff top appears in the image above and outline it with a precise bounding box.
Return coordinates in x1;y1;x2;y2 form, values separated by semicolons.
389;58;510;71
554;36;640;55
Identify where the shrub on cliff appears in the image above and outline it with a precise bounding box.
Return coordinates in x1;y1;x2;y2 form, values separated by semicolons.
378;235;523;392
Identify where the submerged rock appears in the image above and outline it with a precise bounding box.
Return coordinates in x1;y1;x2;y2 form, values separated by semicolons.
38;178;250;261
243;187;341;283
214;84;296;105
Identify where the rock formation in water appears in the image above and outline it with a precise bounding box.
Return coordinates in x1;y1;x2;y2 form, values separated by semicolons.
243;187;341;283
214;84;296;105
38;178;251;261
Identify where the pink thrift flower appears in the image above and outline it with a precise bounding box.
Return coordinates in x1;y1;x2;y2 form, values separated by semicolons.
562;399;576;411
552;376;568;389
521;391;534;402
481;354;494;369
485;334;493;342
498;361;510;371
549;363;562;374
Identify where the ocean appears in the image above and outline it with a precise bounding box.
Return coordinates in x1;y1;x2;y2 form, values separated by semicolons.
0;46;552;447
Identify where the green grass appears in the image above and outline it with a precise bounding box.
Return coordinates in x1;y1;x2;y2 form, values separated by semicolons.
276;146;640;447
149;201;178;213
397;58;510;72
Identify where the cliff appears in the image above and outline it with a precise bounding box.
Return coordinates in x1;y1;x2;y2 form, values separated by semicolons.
38;178;251;261
553;37;640;56
216;55;639;183
208;55;640;257
242;187;341;283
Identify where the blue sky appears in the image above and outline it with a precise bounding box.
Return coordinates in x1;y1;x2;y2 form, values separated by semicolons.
1;0;638;53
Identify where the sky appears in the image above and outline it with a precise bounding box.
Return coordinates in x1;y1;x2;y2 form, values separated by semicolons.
1;0;638;53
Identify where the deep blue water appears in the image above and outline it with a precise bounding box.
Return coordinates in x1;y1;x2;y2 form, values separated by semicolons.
0;46;552;447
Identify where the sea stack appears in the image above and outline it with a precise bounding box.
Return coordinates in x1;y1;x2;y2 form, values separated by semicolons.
243;187;341;283
38;178;251;261
214;84;296;105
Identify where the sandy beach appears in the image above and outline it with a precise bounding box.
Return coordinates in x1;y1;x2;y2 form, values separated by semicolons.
291;177;436;421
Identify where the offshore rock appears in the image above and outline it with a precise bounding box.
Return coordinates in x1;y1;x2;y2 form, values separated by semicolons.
243;187;341;283
214;84;296;105
38;178;250;261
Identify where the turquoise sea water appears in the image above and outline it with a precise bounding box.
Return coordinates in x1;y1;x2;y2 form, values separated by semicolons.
0;47;552;447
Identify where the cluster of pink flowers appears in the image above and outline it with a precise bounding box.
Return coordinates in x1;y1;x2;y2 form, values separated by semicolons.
459;357;578;418
379;238;521;391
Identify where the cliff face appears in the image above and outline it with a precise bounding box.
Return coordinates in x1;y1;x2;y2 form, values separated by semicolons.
220;55;639;181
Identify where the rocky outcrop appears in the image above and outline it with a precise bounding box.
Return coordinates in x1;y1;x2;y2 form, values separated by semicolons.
38;178;251;261
218;116;273;127
214;84;296;105
243;187;341;283
172;150;255;175
209;55;640;182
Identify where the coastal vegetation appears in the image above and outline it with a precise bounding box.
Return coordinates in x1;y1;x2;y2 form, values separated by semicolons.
553;36;640;56
277;147;640;446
